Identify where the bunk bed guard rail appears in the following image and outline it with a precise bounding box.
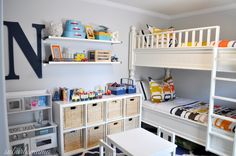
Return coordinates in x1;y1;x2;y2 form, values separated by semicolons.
133;26;220;49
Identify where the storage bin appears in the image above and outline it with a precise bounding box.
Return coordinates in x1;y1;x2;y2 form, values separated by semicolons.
95;32;112;41
108;84;126;95
87;102;104;125
107;120;123;135
125;117;139;130
126;97;140;116
64;105;84;129
121;78;136;94
88;50;111;62
64;130;83;152
87;125;105;148
107;100;123;120
63;31;86;39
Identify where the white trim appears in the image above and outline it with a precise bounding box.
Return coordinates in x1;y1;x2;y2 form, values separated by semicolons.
0;0;9;154
171;3;236;19
79;0;170;19
79;0;236;20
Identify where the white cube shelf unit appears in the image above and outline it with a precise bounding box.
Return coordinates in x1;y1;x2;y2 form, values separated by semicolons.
53;93;142;156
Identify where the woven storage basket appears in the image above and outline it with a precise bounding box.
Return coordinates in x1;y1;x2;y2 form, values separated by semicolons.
125;117;139;130
64;130;83;152
64;105;84;129
107;100;123;120
87;102;104;125
87;125;105;148
126;97;140;116
107;120;123;135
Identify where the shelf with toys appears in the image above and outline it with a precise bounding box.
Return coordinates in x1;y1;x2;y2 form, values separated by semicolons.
43;61;122;66
44;36;122;44
43;20;122;65
52;79;140;155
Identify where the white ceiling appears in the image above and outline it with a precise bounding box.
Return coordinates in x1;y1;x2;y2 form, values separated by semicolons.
107;0;236;18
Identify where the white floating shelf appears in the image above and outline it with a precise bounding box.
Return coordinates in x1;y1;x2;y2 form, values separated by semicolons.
44;36;122;44
43;61;122;66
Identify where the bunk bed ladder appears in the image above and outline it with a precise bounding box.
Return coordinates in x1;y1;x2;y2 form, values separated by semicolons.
207;47;236;156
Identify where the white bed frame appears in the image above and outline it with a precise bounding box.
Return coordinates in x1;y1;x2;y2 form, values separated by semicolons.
129;25;236;156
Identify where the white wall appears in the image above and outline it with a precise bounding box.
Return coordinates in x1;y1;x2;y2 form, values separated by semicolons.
170;9;236;103
4;0;169;92
0;0;9;154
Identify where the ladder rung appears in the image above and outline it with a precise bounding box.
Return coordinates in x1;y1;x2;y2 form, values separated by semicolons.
213;96;236;103
218;58;236;61
215;77;236;82
209;131;234;142
212;114;236;123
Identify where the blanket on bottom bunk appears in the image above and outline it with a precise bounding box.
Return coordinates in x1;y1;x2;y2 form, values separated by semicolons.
170;101;236;132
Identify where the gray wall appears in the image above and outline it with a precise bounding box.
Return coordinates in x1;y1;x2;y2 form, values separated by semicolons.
170;9;236;104
4;0;169;92
0;0;9;154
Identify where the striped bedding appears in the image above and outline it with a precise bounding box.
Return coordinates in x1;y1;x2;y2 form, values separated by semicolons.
170;101;236;132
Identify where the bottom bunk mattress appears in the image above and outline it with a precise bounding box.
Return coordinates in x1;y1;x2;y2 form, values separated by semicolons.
143;98;236;132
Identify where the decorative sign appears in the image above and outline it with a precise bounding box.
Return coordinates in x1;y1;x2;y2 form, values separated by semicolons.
4;21;45;80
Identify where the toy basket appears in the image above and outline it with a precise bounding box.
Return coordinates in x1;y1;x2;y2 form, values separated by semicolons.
121;78;136;94
108;83;126;95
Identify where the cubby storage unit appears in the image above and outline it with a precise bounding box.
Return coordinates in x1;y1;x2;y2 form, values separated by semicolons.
53;93;142;155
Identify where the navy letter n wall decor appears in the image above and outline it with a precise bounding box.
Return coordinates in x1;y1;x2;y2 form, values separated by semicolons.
4;21;45;80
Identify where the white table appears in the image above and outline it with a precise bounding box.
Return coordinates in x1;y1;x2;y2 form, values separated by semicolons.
107;128;177;156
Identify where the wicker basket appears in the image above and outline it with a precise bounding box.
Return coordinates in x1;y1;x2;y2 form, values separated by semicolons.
107;120;123;135
64;105;84;129
87;125;105;148
88;50;111;62
64;130;83;152
125;117;139;130
125;97;140;116
107;100;123;120
87;102;104;125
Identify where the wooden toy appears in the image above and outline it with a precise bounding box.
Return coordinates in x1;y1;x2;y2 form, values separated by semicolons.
88;50;111;62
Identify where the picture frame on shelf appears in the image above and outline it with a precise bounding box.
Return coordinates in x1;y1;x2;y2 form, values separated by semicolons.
85;25;95;39
50;44;63;61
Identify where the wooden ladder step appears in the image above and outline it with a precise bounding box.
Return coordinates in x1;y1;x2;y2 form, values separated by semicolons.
213;96;236;103
209;131;234;142
215;77;236;82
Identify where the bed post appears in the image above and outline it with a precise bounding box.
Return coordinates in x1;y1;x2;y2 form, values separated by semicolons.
129;26;136;81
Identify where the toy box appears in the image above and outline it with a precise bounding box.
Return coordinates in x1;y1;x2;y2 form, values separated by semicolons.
95;32;112;41
108;83;126;95
63;31;86;38
121;78;136;94
88;50;111;62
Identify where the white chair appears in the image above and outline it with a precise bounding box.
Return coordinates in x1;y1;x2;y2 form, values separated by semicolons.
99;139;116;156
157;126;176;156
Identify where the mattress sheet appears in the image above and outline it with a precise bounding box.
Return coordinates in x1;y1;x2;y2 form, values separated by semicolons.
143;98;236;132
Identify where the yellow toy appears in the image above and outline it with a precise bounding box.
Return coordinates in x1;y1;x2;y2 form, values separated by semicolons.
75;53;85;62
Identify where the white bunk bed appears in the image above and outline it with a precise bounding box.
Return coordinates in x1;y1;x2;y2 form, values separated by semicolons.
129;25;236;156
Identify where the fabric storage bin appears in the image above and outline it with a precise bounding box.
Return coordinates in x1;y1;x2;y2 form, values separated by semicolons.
107;100;123;120
63;31;86;38
125;97;140;116
87;125;105;148
107;120;123;135
64;130;83;152
64;105;84;129
87;102;104;125
125;117;139;130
